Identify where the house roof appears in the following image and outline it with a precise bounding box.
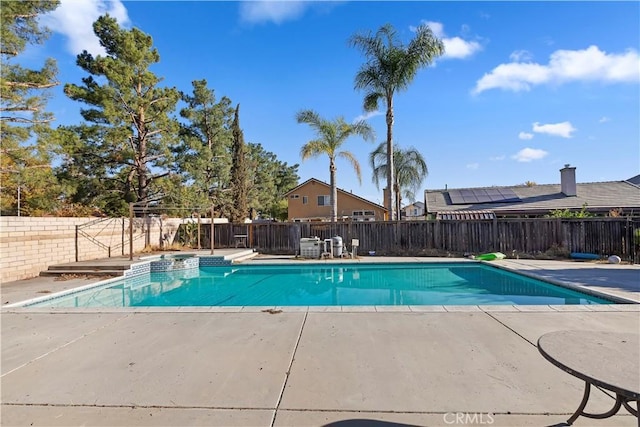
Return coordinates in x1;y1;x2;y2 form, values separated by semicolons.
425;180;640;215
403;201;425;210
627;174;640;186
285;178;388;211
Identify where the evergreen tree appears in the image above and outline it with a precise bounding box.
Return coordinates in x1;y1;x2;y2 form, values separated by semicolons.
0;0;62;215
245;142;299;219
60;15;180;213
229;104;248;222
176;80;234;209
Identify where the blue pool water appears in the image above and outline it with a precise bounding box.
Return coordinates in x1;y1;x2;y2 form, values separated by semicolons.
27;262;613;308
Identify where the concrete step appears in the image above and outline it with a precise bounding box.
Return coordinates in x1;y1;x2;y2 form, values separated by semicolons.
40;269;124;278
223;249;256;262
47;264;130;271
231;251;259;263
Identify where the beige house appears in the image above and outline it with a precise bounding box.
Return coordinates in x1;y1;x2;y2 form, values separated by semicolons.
284;178;388;222
401;201;425;220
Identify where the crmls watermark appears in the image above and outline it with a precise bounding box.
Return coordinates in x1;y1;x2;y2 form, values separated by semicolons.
443;412;495;425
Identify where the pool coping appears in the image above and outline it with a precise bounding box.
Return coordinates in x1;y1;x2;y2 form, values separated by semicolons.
3;257;638;312
5;303;639;314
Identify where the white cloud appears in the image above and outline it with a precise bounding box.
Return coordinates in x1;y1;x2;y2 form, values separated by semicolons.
466;163;479;170
473;45;640;94
41;0;130;57
518;132;534;140
598;116;610;123
490;155;505;161
239;1;309;25
532;121;576;138
353;111;383;123
509;50;533;62
411;21;482;60
540;36;555;47
422;21;444;38
443;37;483;60
512;148;548;162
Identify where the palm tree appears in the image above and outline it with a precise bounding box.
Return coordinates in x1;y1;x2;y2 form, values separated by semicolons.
370;142;428;219
350;23;444;220
296;109;375;222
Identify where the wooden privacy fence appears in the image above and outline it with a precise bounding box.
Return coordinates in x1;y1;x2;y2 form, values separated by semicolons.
194;217;640;262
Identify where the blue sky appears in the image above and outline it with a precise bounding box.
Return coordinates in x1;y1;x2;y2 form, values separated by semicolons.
30;0;640;206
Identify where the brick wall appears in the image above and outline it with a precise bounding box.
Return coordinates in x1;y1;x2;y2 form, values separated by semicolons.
0;216;183;283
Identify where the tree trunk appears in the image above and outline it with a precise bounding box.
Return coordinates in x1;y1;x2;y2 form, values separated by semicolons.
138;160;148;202
136;106;148;203
394;182;401;221
329;158;337;222
386;94;395;220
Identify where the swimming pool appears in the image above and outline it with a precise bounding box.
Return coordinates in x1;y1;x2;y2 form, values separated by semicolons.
24;262;614;308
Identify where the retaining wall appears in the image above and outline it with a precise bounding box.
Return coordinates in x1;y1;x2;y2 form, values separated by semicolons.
0;216;183;283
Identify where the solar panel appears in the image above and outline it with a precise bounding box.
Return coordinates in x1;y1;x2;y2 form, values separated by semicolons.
447;188;521;205
475;193;492;203
448;190;465;204
497;188;520;202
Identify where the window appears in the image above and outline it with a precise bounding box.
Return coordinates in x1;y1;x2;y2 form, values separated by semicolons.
413;208;418;216
290;194;299;199
317;195;330;206
302;196;308;204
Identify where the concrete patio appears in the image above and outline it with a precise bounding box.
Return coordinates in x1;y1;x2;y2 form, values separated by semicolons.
1;256;639;426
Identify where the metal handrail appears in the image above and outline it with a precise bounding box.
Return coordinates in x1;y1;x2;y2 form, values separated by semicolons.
77;228;111;255
76;216;112;230
75;217;134;262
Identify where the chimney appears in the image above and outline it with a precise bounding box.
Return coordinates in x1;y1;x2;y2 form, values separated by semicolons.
560;164;577;196
383;187;391;210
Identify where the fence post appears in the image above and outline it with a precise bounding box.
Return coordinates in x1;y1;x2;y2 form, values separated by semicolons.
492;217;498;252
75;225;79;262
129;203;133;261
627;217;633;263
197;214;201;250
121;217;125;256
210;205;214;255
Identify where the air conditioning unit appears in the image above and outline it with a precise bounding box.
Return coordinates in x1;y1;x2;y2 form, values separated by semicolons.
300;237;321;259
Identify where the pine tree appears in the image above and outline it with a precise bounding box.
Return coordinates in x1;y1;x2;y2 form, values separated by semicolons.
245;142;299;219
229;104;248;222
176;80;233;210
60;15;179;212
1;0;62;215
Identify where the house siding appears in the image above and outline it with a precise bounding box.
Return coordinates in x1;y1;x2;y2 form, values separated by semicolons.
287;180;386;221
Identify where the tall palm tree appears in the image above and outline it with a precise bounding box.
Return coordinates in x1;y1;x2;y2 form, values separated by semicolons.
350;23;444;220
370;142;428;219
296;109;374;222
